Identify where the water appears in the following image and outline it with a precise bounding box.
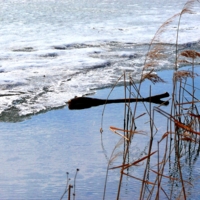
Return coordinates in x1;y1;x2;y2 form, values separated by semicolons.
0;0;200;118
1;67;200;200
0;85;152;200
0;1;200;198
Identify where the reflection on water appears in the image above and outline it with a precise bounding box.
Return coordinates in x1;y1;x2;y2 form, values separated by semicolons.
1;68;200;199
0;86;144;200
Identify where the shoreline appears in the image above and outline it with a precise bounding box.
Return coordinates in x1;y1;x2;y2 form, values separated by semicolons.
0;67;175;123
0;66;200;199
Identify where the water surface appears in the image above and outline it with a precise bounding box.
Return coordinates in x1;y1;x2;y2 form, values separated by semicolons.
0;0;200;116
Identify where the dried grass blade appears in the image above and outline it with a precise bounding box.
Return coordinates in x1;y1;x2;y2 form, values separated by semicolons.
109;151;157;170
174;119;200;136
189;113;200;119
112;130;129;141
134;112;147;120
122;172;156;185
109;152;123;164
123;150;157;170
150;169;179;181
175;100;200;105
161;187;170;200
110;126;132;133
110;126;146;136
109;163;129;170
180;137;197;143
150;169;193;186
160;131;174;142
151;160;167;168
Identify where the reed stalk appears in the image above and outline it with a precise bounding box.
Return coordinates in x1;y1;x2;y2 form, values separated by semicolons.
98;1;200;199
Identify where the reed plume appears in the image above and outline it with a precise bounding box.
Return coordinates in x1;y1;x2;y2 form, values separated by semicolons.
101;1;200;199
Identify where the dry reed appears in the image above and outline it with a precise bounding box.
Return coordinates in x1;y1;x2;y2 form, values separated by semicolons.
101;0;200;199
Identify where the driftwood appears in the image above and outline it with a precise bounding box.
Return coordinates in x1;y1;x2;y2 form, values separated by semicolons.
68;92;170;110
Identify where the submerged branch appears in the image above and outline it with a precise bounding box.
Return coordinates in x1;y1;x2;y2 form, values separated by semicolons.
68;92;170;110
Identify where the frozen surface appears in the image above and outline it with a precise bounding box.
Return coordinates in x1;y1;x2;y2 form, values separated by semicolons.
0;0;200;117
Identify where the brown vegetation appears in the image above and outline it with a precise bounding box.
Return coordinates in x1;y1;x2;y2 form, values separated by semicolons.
100;0;200;199
64;0;200;199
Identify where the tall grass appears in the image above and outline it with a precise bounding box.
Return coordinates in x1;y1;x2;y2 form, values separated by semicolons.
101;0;200;199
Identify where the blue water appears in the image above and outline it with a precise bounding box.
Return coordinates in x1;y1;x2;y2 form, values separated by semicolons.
0;66;200;199
0;0;200;199
0;86;145;200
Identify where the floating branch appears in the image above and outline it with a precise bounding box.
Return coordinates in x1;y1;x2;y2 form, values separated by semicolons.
68;92;170;110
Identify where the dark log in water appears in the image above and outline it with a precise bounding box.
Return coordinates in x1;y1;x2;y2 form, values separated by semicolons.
68;92;170;110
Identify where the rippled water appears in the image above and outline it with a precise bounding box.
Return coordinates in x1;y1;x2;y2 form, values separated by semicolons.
0;2;200;198
0;85;149;200
0;0;200;118
1;67;200;199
